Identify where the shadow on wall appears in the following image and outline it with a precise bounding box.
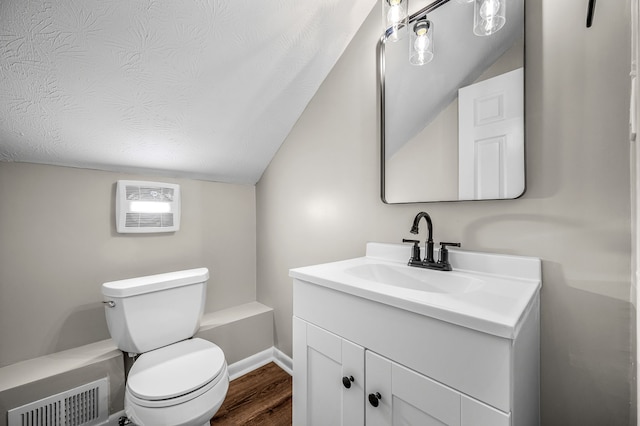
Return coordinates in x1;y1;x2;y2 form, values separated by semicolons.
46;303;111;354
460;212;581;255
540;261;631;426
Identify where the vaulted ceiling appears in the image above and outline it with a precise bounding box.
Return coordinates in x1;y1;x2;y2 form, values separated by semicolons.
0;0;376;184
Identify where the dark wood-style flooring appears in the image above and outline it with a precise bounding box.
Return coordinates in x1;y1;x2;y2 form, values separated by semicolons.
211;362;292;425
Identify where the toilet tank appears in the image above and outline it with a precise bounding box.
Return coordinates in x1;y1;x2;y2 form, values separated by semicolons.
102;268;209;354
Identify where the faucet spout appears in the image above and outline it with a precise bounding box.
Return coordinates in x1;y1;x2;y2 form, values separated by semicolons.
410;212;434;263
405;211;461;271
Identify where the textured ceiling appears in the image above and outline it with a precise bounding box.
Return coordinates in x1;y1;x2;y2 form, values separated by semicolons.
0;0;375;184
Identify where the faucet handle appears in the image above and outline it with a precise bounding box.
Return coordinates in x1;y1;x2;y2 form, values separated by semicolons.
438;242;461;268
402;239;421;263
402;238;420;244
439;242;461;249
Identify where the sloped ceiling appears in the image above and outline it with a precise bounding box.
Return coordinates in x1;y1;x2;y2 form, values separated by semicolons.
0;0;376;184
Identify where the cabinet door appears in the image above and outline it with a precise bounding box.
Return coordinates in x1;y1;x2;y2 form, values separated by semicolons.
293;317;365;426
365;351;461;426
461;395;511;426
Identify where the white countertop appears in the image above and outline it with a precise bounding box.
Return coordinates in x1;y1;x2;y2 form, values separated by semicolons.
290;242;541;339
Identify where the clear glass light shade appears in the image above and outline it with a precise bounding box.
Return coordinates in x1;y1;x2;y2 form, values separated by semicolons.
383;0;407;42
409;19;434;66
474;0;506;36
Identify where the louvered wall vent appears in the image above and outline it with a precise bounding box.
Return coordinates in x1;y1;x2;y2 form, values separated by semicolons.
115;180;181;233
7;377;108;426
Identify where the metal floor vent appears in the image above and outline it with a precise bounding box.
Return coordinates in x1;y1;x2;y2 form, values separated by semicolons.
8;378;108;426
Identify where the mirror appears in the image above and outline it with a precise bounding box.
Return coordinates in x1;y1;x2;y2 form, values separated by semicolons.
380;0;525;203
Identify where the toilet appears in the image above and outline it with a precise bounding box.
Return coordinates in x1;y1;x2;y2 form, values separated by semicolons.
101;268;229;426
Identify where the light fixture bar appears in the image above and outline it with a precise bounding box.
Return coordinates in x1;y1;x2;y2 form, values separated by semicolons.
410;0;451;35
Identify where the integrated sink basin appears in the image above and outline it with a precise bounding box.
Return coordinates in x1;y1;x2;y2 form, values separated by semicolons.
290;242;541;338
345;263;484;294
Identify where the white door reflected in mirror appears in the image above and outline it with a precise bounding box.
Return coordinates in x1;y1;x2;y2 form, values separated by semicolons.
458;67;524;199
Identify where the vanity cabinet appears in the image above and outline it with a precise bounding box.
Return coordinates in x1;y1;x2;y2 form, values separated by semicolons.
291;242;540;426
294;317;510;426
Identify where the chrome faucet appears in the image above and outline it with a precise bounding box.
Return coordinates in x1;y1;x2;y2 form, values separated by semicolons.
403;212;461;271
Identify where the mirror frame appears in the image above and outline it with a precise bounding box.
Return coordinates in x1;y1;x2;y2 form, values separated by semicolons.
379;0;526;204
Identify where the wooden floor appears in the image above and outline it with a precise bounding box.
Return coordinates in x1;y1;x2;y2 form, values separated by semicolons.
211;362;292;425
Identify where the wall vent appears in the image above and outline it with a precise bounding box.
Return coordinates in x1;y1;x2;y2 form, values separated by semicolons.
115;180;181;233
7;378;109;426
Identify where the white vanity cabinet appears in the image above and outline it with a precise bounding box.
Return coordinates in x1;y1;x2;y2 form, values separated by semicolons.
294;315;512;426
290;242;541;426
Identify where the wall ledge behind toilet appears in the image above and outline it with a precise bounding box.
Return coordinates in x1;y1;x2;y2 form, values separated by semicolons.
0;301;275;393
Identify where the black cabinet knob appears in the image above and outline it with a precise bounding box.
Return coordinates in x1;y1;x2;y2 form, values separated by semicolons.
368;392;382;407
342;376;354;389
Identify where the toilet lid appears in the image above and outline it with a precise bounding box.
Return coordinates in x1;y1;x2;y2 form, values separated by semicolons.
127;338;225;401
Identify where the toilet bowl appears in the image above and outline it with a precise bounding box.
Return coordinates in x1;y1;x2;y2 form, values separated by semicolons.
125;338;229;426
102;268;229;426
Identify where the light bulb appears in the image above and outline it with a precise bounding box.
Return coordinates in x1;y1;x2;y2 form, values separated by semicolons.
409;19;433;66
479;0;500;19
383;0;406;42
387;4;403;26
414;34;430;52
473;0;505;36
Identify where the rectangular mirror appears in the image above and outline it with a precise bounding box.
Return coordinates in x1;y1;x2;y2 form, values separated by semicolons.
380;0;525;203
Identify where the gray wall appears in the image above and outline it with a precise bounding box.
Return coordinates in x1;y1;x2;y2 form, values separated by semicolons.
256;0;633;425
0;162;256;368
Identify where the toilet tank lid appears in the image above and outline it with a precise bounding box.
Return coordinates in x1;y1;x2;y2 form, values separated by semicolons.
102;268;209;298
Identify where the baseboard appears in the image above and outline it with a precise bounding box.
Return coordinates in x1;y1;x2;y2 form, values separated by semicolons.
228;346;292;381
271;346;293;376
107;410;125;425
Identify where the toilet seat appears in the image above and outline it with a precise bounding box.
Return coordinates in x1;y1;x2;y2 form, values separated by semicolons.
127;338;226;407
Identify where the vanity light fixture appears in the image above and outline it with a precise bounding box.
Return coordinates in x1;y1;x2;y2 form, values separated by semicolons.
409;17;434;66
383;0;408;42
384;0;507;66
473;0;506;36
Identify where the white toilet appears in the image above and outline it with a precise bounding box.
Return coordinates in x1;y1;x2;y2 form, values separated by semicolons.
101;267;229;426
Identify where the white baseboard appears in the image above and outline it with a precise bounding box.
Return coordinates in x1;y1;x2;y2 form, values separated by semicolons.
271;346;293;376
228;346;292;381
